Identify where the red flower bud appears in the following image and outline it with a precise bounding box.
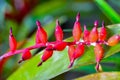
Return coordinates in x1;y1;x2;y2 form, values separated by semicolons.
68;45;75;62
68;43;84;68
83;25;90;42
107;35;119;46
73;43;84;59
36;20;48;44
38;46;53;66
99;21;107;41
89;20;98;42
9;28;17;52
94;44;104;63
54;41;67;51
94;44;104;71
18;49;32;63
72;13;82;42
42;49;53;62
35;29;41;44
55;20;63;41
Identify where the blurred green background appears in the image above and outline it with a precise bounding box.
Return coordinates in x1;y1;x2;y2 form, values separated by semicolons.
0;0;120;80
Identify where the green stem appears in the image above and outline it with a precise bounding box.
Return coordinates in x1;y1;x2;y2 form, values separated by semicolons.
95;0;120;23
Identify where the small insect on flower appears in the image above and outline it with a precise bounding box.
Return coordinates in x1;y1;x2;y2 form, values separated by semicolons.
9;27;17;52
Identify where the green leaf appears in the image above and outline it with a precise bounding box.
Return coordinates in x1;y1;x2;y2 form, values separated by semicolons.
95;0;120;23
8;24;120;80
75;72;120;80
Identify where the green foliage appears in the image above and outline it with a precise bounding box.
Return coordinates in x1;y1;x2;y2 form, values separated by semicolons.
95;0;120;23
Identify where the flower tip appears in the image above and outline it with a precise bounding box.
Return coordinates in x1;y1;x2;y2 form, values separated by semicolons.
95;62;99;71
10;27;13;36
37;61;43;67
68;58;74;68
76;12;80;22
118;35;120;39
116;35;120;39
56;19;60;26
94;20;98;27
18;59;23;63
0;57;3;61
68;62;73;68
102;21;105;27
95;62;103;72
84;24;87;30
36;20;41;27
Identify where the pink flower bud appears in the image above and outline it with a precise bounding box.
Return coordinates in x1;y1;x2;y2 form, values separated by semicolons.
38;46;53;66
83;25;90;42
72;13;82;42
99;21;107;41
89;20;98;42
9;27;17;52
55;20;63;41
18;49;32;63
36;20;48;44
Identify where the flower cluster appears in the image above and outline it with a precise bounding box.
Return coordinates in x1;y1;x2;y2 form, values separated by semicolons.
0;13;120;72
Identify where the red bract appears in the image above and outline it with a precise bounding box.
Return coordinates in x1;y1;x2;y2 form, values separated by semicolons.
72;13;82;42
68;45;75;62
107;35;119;46
68;43;84;68
9;28;17;52
38;46;53;66
94;44;104;71
89;20;98;42
68;45;76;68
83;25;90;42
99;21;107;41
36;20;48;44
55;20;63;41
73;43;84;59
42;49;53;62
54;41;67;51
18;49;32;63
35;29;41;44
